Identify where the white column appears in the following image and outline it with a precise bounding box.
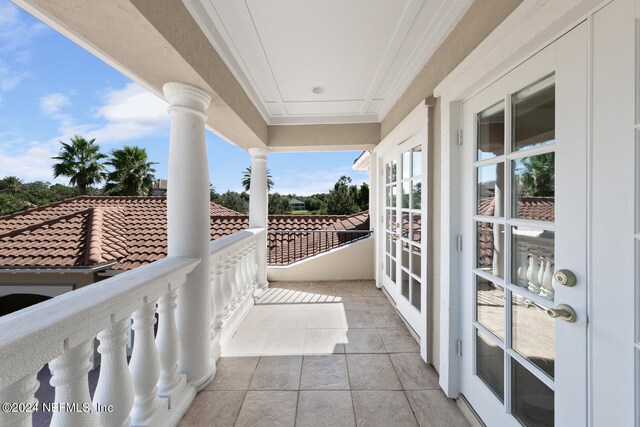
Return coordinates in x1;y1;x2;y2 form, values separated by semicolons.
248;147;269;290
163;82;213;387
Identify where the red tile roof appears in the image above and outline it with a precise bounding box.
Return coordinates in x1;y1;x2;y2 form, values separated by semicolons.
0;196;370;270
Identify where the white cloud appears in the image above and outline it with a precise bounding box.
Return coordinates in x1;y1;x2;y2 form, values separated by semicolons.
0;141;62;182
86;83;169;143
40;92;70;115
0;3;47;54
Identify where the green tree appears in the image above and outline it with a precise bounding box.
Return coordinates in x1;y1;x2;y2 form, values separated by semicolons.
268;193;292;215
216;191;249;214
241;167;274;192
357;182;369;211
104;146;157;196
52;135;107;194
0;176;24;195
0;194;28;216
322;176;359;215
519;153;554;196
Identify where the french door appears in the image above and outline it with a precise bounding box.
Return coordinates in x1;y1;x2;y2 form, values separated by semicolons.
382;133;426;342
459;23;587;427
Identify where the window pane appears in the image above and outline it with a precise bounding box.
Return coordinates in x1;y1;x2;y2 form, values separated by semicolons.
411;277;421;310
511;226;555;299
476;276;505;341
411;245;421;278
402;244;410;269
512;294;555;378
391;185;397;206
513;153;555;221
476;330;504;402
512;74;555;152
511;359;554;427
401;212;410;238
402;151;411;179
385;162;391;184
477;163;505;217
402;182;410;209
385;255;390;277
477;101;505;160
412;146;422;177
476;222;504;278
411;214;421;243
401;269;409;299
391;259;396;282
412;180;422;209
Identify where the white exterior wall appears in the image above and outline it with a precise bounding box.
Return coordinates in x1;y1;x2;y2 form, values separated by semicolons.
267;238;374;282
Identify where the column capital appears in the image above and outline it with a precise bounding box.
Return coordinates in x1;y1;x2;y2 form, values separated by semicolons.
248;147;269;160
163;82;211;114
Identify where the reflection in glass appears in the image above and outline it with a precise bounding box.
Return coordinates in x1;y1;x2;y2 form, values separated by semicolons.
391;186;397;206
412;180;422;209
411;214;421;243
477;330;504;402
402;151;411;179
390;160;397;182
402;245;409;269
385;209;391;230
476;276;504;340
411;278;421;310
385;232;390;254
401;270;409;299
402;182;410;209
476;222;504;278
477;163;504;217
477;101;505;160
391;259;396;282
412;146;422;177
385;162;391;184
511;359;554;427
511;226;555;299
513;153;555;222
512;295;555;378
385;255;390;277
513;74;555;152
411;245;421;278
402;212;410;239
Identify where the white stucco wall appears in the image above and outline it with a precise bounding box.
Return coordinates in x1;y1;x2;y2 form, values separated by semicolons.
267;237;374;282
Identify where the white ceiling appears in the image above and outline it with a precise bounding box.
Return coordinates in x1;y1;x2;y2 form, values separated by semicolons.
184;0;472;125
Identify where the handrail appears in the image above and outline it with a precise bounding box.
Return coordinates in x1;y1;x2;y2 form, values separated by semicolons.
269;229;371;233
0;256;198;389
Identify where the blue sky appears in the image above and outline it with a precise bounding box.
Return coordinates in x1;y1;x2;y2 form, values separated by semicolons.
0;1;368;195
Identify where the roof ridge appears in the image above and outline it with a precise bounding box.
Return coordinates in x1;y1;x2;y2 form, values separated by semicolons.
0;208;93;239
86;207;104;265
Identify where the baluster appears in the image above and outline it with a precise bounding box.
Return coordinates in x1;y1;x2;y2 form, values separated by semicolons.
220;257;234;321
241;248;251;296
0;373;39;427
250;243;258;288
210;263;225;358
157;289;182;399
93;319;134;427
234;250;245;302
228;254;240;311
49;340;98;427
130;301;160;424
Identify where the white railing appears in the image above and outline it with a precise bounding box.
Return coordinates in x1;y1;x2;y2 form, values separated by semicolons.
0;256;199;427
209;228;263;357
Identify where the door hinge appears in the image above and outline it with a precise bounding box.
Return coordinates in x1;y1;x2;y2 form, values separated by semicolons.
456;235;463;252
457;129;463;146
456;339;463;357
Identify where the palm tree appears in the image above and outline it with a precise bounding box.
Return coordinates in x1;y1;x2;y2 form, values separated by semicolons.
519;153;554;196
52;135;106;194
0;176;24;195
241;167;274;192
104;146;157;196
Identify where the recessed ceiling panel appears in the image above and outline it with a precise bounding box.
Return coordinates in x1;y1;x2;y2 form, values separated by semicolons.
185;0;472;124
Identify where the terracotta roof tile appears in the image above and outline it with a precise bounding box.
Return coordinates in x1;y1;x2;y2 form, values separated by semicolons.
0;196;370;270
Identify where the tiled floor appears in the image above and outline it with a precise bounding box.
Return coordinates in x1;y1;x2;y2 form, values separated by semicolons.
180;281;469;427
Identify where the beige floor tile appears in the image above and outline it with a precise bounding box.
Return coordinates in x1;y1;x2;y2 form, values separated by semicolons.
405;390;470;427
300;355;350;390
307;310;342;328
249;356;302;390
343;310;377;329
263;328;306;355
235;391;298;427
373;310;406;328
222;329;269;357
296;391;356;427
178;390;245;426
303;329;347;354
238;311;273;330
346;354;401;390
270;311;309;329
344;328;386;353
379;327;420;353
389;353;440;390
352;391;418;427
206;357;259;390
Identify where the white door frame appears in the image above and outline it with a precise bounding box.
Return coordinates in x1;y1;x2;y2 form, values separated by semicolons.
435;1;636;426
374;101;430;361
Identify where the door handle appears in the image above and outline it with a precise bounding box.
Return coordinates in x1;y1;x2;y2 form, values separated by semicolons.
546;304;577;323
553;269;576;287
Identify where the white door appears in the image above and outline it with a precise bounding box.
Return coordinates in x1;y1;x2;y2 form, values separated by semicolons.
459;23;587;427
381;134;426;340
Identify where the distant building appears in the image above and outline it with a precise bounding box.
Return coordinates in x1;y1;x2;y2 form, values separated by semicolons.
151;179;168;196
289;199;305;210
